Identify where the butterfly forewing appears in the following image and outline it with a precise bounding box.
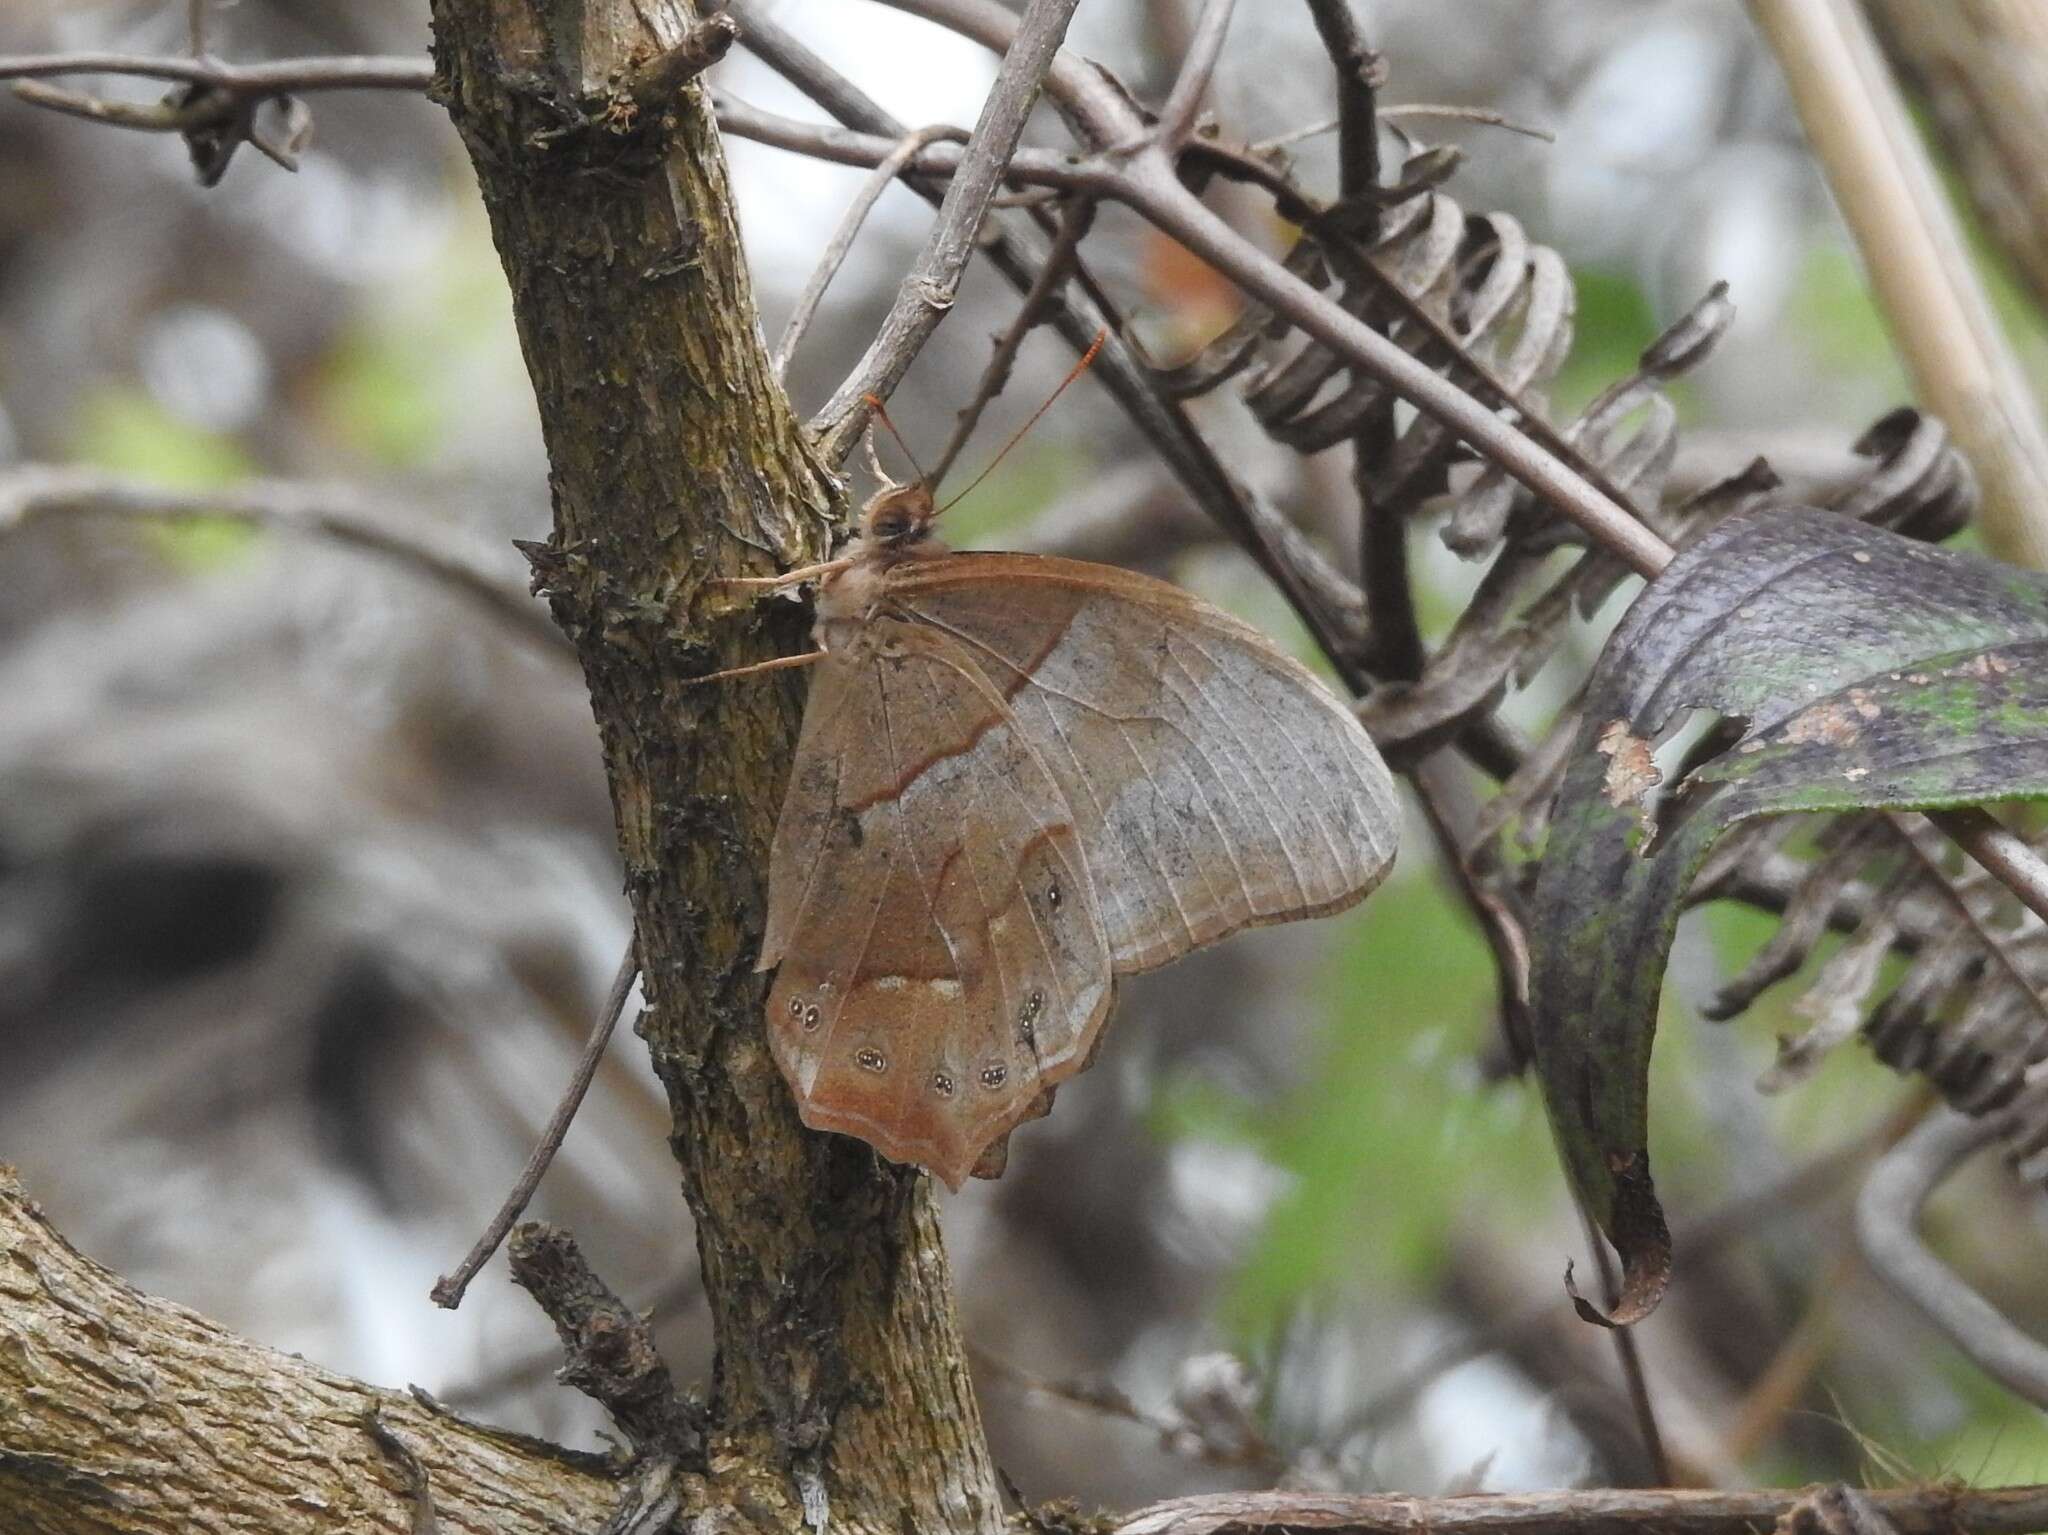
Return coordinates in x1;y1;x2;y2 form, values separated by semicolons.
762;627;1112;1187
885;554;1399;974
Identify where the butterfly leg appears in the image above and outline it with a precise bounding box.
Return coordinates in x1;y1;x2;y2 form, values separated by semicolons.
715;557;854;594
682;648;829;687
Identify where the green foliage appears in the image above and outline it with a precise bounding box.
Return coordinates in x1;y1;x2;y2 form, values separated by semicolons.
1215;867;1551;1333
71;387;254;569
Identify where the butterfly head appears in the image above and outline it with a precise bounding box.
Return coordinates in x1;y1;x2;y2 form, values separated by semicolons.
858;481;942;555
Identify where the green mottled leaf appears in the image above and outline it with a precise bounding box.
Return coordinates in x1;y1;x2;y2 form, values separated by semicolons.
1530;504;2048;1325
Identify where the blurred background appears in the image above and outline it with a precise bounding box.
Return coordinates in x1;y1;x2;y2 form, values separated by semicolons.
3;0;2046;1503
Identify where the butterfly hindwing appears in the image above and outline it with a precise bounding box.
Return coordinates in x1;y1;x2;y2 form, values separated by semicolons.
761;628;1112;1187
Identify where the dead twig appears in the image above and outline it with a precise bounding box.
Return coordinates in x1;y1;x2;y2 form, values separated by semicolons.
621;14;738;118
505;1222;704;1458
774;123;969;381
0;51;432;92
1255;103;1555;153
1113;1485;2048;1535
1855;1106;2048;1408
432;945;641;1309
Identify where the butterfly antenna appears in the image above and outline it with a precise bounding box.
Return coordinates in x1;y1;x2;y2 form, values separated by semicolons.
862;394;929;489
938;327;1106;516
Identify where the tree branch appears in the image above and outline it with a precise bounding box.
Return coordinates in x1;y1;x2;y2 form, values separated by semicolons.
0;1170;624;1534
0;51;432;91
773;122;969;380
1113;1485;2048;1535
1856;1107;2048;1408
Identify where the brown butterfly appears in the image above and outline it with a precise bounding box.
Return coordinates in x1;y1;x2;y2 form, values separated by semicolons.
717;402;1398;1188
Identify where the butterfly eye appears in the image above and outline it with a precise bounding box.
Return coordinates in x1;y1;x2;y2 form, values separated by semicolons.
979;1063;1008;1089
803;1004;821;1031
1045;880;1062;910
929;1071;956;1098
1022;990;1044;1020
855;1047;887;1073
787;998;803;1018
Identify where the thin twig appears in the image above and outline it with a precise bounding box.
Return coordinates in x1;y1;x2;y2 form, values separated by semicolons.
969;1345;1287;1478
0;465;564;656
1924;807;2048;931
1113;1484;2048;1535
10;77;228;131
0;51;432;92
1855;1105;2048;1408
931;195;1093;484
810;0;1086;461
774;124;969;381
431;944;641;1309
1154;0;1238;147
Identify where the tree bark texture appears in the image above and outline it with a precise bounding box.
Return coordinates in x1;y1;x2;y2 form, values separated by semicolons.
425;3;1003;1533
0;1171;620;1534
1868;0;2048;317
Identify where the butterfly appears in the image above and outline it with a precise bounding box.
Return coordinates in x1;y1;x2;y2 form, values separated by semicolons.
714;390;1399;1188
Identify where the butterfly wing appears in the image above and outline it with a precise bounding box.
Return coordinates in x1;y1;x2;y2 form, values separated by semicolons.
761;630;1113;1188
884;553;1399;974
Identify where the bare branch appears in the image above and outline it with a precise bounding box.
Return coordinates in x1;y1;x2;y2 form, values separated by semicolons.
774;123;970;381
0;465;564;656
505;1223;702;1457
1154;0;1238;147
1114;1485;2048;1535
433;945;642;1310
1856;1106;2048;1408
810;0;1086;461
0;51;432;92
1925;807;2048;931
